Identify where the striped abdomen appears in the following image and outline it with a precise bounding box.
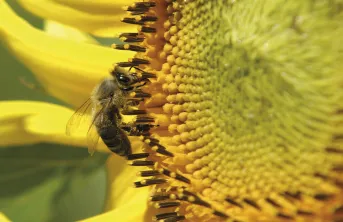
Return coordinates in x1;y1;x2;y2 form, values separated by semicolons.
97;125;131;157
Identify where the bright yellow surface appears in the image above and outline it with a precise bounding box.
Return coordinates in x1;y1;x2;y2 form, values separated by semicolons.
0;101;85;147
17;0;136;37
0;213;11;222
82;155;149;222
0;0;135;107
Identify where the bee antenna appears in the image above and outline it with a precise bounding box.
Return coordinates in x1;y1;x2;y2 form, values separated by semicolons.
129;66;135;72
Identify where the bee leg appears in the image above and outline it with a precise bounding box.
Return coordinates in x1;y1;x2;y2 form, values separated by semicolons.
120;124;131;134
130;66;156;81
120;123;142;136
129;66;147;73
134;81;147;89
122;109;147;115
120;121;158;136
131;66;141;72
121;120;175;158
128;66;136;72
126;98;144;106
121;80;147;91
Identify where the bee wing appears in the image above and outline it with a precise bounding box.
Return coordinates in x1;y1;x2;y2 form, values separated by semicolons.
66;98;100;156
86;100;112;156
86;105;105;156
66;98;93;136
86;121;100;156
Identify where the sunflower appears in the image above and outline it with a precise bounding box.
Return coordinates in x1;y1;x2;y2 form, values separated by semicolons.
1;0;343;221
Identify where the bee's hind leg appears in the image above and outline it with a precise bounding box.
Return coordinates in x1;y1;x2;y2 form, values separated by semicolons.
120;121;174;158
120;113;159;136
120;120;157;136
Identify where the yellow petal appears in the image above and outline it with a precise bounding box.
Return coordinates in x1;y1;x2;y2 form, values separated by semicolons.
82;154;150;222
44;20;98;44
0;1;135;107
53;0;130;14
0;213;11;222
17;0;136;37
104;150;149;210
81;195;148;222
0;100;109;153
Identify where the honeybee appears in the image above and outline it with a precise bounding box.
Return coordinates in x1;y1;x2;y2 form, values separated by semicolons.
66;66;147;157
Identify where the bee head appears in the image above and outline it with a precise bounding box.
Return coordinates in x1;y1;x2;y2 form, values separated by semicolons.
116;72;131;87
112;66;134;88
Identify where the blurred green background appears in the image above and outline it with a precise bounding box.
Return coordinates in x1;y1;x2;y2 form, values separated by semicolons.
0;1;110;221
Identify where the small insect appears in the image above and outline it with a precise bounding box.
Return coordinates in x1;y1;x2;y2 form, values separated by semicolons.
66;66;147;157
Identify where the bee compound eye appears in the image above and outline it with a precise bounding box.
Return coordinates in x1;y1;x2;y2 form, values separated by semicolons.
117;73;131;85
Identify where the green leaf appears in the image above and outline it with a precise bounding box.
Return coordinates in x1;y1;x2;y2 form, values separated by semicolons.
0;144;108;222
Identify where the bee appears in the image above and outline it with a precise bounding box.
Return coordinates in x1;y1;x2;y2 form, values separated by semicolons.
66;66;148;157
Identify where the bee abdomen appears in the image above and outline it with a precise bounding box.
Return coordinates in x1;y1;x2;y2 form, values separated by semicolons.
98;126;131;157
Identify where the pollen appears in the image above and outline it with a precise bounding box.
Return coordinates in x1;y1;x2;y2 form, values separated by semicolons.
113;0;343;221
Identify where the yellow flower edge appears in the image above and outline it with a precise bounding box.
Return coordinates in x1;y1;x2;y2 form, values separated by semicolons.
44;20;98;44
0;213;11;222
17;0;137;37
80;201;147;222
82;151;151;222
0;0;135;107
0;100;106;149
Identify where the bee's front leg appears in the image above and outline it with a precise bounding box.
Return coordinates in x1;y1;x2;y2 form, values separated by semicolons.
125;98;144;106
